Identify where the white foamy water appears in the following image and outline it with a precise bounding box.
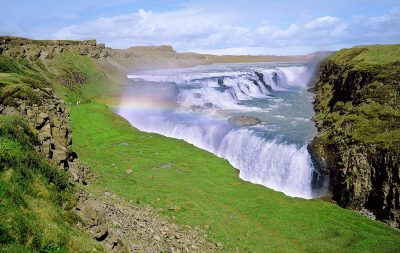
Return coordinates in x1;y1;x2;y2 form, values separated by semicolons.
118;62;325;199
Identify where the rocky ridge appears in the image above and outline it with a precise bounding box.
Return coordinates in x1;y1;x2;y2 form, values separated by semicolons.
0;87;89;183
0;36;110;60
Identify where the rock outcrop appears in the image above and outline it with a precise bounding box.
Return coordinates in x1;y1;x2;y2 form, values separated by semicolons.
0;86;89;183
309;45;400;228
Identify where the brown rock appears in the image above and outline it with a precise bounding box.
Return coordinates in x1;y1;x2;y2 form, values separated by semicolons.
2;106;19;116
69;159;90;184
77;199;108;241
228;115;261;126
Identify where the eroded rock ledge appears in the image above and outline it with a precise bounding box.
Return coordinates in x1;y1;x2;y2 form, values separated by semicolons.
0;36;110;60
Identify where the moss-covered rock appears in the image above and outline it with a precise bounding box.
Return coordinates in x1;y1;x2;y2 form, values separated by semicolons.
309;44;400;228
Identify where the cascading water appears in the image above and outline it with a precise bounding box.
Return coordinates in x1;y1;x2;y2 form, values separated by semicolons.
118;62;326;199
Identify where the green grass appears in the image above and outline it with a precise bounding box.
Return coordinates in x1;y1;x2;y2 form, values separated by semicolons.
51;52;125;105
0;116;103;252
328;44;400;67
0;56;54;107
314;45;400;151
71;102;400;253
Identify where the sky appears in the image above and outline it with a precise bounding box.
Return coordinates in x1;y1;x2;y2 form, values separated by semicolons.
1;0;399;55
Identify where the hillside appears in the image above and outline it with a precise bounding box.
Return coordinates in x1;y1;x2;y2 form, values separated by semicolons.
309;44;400;228
1;37;400;252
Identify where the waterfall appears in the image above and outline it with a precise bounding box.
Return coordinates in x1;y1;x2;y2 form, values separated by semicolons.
119;62;324;199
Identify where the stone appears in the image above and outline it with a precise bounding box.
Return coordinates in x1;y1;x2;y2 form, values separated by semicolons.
100;49;109;58
52;146;68;163
38;123;52;141
77;199;108;241
36;112;49;128
125;169;133;175
52;127;68;147
160;163;172;169
2;106;19;116
168;206;181;212
228;115;261;126
69;159;90;184
359;208;376;220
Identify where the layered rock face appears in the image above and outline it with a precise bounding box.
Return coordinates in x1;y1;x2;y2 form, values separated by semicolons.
309;46;400;228
0;86;89;183
0;36;110;60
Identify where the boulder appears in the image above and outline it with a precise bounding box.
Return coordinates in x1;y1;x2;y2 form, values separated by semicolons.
105;234;131;253
77;199;109;241
1;106;19;116
228;115;261;126
51;146;68;163
69;159;90;184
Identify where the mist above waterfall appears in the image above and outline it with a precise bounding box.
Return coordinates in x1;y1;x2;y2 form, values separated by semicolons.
118;62;326;199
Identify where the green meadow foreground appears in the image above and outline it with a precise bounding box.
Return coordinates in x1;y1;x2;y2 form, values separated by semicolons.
71;102;400;252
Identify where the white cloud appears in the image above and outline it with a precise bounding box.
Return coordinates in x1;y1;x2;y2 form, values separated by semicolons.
54;8;226;43
257;22;299;40
52;6;400;55
349;7;400;43
304;16;340;29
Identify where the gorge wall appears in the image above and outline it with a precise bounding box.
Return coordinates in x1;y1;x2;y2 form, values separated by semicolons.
309;45;400;228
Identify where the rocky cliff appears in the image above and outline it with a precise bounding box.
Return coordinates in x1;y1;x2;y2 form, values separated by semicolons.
309;45;400;228
0;37;95;182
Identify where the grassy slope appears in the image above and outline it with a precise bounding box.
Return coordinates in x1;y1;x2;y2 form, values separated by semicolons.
59;47;400;252
0;55;104;252
331;44;400;66
0;116;102;253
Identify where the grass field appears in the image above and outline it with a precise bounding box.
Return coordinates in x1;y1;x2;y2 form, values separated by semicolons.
71;102;400;253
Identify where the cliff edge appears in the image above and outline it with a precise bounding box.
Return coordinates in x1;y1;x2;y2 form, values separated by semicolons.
309;45;400;228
